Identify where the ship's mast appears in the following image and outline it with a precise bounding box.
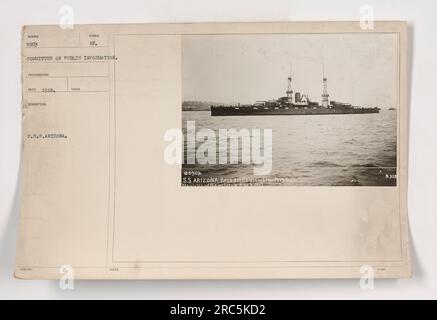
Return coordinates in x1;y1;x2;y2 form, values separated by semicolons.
286;63;293;104
321;64;330;108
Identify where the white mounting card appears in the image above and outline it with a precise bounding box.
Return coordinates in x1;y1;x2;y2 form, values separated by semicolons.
16;21;410;279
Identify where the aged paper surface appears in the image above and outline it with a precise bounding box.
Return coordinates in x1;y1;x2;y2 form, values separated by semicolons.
16;22;410;279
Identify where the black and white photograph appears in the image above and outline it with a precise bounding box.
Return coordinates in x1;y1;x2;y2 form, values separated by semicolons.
182;33;399;186
6;0;437;302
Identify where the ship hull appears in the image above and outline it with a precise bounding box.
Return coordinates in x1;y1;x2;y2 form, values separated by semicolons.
211;106;380;116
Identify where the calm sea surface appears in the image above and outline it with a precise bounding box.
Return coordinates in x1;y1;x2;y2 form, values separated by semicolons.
182;110;397;186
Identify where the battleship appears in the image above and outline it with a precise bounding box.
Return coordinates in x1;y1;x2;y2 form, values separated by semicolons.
211;74;380;116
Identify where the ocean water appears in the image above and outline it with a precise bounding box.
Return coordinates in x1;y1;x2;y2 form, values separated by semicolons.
182;110;397;186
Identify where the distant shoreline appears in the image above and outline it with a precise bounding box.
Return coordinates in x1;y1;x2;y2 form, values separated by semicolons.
182;101;230;111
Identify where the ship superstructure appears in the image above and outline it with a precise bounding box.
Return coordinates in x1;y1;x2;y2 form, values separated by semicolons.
211;71;379;116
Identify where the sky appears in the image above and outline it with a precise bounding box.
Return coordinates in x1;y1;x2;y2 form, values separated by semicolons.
182;33;398;108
